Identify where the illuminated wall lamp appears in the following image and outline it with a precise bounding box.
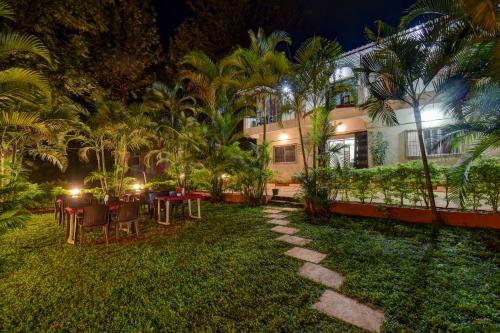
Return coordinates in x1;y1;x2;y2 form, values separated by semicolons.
278;133;289;141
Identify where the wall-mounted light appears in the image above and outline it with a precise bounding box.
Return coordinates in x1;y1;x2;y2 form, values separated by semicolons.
133;183;141;192
279;133;289;141
281;84;291;94
421;106;442;122
70;188;81;197
336;123;346;133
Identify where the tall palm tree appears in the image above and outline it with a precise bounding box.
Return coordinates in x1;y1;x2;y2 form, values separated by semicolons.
144;81;198;188
222;28;291;142
283;37;347;174
357;21;452;225
179;51;255;201
400;0;499;203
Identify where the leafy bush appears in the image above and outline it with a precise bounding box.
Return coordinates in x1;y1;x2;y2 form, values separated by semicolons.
368;131;388;166
468;158;500;212
350;168;376;203
372;166;395;204
295;167;336;215
298;158;500;212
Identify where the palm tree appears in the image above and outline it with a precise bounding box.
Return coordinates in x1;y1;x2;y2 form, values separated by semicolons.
222;28;291;142
0;0;53;181
179;51;255;201
400;0;499;203
144;81;198;188
0;1;52;106
80;99;154;197
282;37;346;174
357;21;452;225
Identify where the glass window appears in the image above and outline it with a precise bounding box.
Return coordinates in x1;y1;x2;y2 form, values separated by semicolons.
273;145;296;163
406;128;461;157
328;137;355;167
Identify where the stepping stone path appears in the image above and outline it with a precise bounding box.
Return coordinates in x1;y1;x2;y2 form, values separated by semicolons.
264;208;283;214
298;263;344;289
313;290;385;333
276;234;312;246
267;219;290;226
264;206;385;332
279;207;300;212
284;247;327;264
271;225;299;235
266;213;287;219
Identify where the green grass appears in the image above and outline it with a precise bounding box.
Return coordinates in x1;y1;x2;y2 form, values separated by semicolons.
0;203;498;332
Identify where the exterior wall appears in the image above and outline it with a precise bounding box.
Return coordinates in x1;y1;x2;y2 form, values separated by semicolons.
243;100;494;182
367;102;462;167
244;105;369;182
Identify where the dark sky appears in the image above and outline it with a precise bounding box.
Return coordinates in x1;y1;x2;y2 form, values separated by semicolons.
152;0;417;53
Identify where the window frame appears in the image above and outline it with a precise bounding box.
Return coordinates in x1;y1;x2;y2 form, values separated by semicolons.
273;144;297;164
405;127;462;158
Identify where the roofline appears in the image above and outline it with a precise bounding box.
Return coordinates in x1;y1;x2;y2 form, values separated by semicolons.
338;22;428;61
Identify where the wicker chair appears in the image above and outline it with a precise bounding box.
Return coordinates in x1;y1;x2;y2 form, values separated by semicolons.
78;205;109;246
114;202;140;240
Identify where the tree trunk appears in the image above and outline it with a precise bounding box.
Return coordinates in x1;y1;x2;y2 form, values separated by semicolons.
414;105;441;226
297;111;308;177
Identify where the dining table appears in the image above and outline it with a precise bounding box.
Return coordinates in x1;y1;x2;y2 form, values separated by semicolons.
155;193;204;225
64;202;120;244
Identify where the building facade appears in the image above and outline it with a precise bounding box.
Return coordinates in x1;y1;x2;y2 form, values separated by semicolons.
243;42;471;183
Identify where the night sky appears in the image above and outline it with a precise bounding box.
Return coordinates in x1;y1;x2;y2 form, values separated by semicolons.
152;0;417;53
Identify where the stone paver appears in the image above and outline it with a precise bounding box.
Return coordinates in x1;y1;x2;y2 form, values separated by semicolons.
266;213;287;219
276;234;312;246
284;247;327;263
298;263;344;289
270;226;299;235
264;208;283;214
279;207;301;212
313;290;385;333
267;219;290;226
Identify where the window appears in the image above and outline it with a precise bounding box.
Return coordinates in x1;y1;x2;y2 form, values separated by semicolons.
274;145;296;163
328;137;355;167
406;128;461;158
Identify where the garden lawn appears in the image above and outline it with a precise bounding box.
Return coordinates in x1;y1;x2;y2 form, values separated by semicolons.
0;203;498;332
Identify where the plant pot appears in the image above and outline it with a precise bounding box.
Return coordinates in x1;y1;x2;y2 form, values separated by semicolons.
272;188;279;196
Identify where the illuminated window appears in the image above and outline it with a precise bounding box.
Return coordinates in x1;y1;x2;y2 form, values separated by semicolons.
273;145;296;163
406;128;461;158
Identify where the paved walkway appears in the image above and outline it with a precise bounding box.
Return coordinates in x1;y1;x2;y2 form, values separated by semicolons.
264;206;385;332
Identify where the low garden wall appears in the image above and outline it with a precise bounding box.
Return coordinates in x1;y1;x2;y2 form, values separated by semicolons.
329;202;500;230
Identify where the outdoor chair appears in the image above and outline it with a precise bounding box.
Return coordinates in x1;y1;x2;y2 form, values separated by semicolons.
55;195;69;225
148;191;170;218
78;205;109;246
168;190;187;218
114;201;140;240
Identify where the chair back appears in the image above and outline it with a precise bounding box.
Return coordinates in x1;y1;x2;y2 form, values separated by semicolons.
116;202;140;222
64;197;87;209
81;205;108;227
81;193;94;205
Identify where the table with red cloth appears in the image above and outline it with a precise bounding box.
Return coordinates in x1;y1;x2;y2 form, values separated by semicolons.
64;202;120;244
155;194;204;225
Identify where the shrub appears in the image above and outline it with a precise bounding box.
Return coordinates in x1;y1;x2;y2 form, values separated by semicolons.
350;168;376;203
474;158;500;212
372;166;395;204
391;163;413;206
368;131;389;166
